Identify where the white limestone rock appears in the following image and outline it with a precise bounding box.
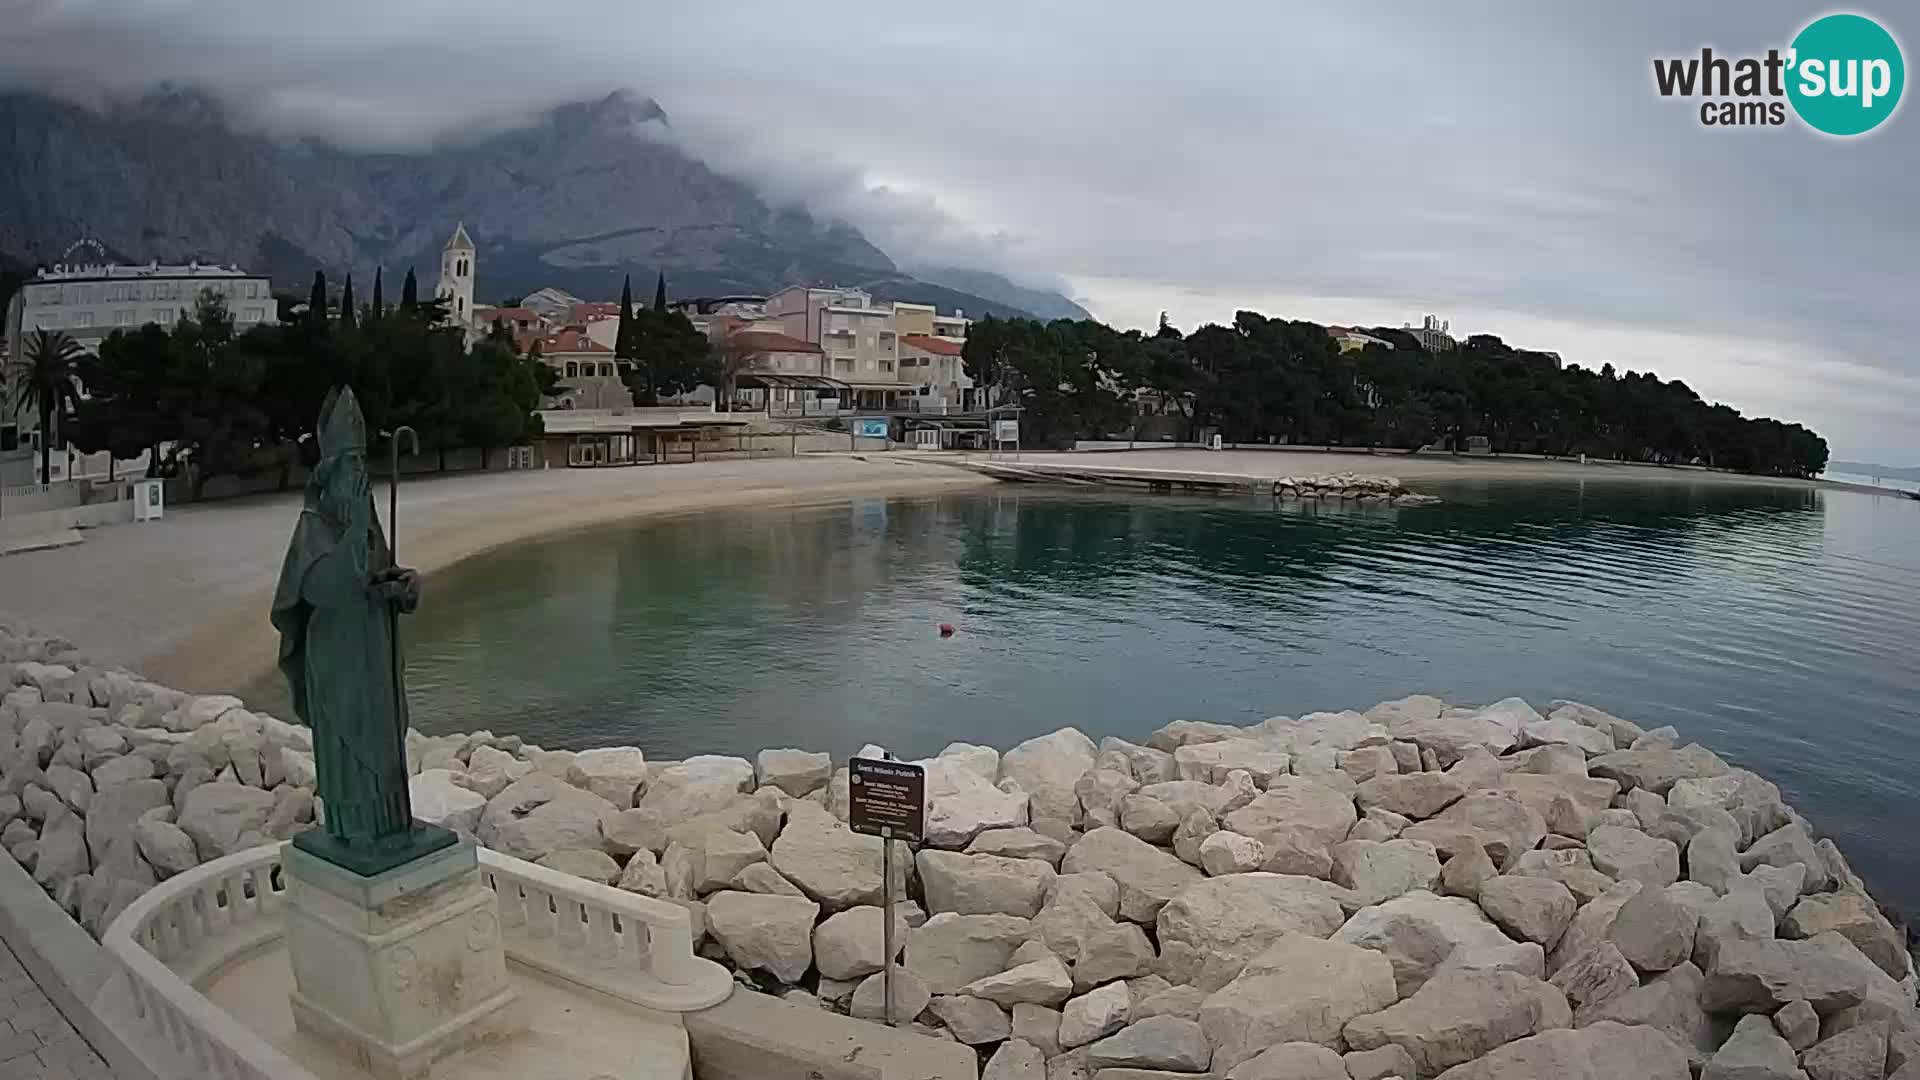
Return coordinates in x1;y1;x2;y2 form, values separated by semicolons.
1477;875;1576;948
83;778;168;866
922;756;1032;848
1118;795;1180;845
477;774;617;861
176;781;275;861
1703;1013;1806;1080
813;905;908;981
1704;932;1893;1018
1342;967;1572;1078
768;802;906;912
1173;740;1291;785
133;815;199;879
1059;982;1131;1049
1060;827;1204;924
1074;768;1141;829
1227;1042;1349;1079
1773;999;1820;1051
1588;745;1729;796
1607;885;1696;974
1158;872;1349;990
970;827;1069;866
1782;888;1911;981
1147;720;1245;753
1401;792;1547;869
634;755;755;819
1355;772;1467;821
1345;1043;1420;1080
31;808;89;890
615;849;667;897
409;769;486;834
1199;831;1266;877
964;955;1075;1007
1741;822;1831;893
1085;1015;1213;1072
1198;934;1399;1068
850;969;932;1022
535;848;619;885
1331;838;1441;905
705;890;819;984
1518;717;1614;756
565;746;649;807
1222;778;1357;850
1433;1020;1691;1080
1549;941;1639;1019
1002;728;1099;826
926;993;1011;1044
906;912;1037;994
1586;825;1680;887
918;849;1057;918
754;748;831;797
1334;890;1545;997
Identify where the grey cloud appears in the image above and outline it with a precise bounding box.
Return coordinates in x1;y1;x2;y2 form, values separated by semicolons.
0;0;1912;456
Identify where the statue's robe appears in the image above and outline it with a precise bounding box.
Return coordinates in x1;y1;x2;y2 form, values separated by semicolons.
270;500;413;845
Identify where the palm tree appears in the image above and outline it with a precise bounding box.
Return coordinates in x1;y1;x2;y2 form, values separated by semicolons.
8;329;86;483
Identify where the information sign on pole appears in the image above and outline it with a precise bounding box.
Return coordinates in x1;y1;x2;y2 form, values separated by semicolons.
849;756;924;1026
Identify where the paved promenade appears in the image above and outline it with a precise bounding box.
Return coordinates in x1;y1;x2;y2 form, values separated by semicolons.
0;938;110;1080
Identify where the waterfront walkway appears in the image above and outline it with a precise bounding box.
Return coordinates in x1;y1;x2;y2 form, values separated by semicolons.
0;937;111;1080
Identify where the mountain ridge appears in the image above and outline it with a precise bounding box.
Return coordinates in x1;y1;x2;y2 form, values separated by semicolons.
0;88;1074;320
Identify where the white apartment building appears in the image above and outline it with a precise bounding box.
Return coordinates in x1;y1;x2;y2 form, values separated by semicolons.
5;261;276;356
765;285;973;411
2;259;277;482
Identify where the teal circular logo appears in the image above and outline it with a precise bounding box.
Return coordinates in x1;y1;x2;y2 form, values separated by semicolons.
1787;13;1905;136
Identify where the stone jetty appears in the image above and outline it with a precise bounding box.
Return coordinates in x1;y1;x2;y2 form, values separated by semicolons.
967;460;1443;506
2;614;1915;1079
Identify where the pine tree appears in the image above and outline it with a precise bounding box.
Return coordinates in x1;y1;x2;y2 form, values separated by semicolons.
339;273;357;330
308;271;328;326
616;275;635;359
652;271;667;312
371;267;385;318
401;268;419;312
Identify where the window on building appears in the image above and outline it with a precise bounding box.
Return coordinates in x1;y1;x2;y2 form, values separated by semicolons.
881;360;894;373
247;282;260;299
115;310;135;325
566;362;579;378
73;311;94;328
243;307;265;322
0;424;16;452
155;310;175;325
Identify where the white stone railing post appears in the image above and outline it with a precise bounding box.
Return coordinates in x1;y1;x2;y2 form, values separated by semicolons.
102;844;317;1080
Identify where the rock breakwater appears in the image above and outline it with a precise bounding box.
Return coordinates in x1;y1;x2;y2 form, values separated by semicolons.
1;614;1914;1079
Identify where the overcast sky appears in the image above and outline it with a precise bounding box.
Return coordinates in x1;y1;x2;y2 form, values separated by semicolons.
2;1;1914;462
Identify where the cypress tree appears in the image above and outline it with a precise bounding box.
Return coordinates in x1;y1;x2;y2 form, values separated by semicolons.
339;273;357;330
308;271;328;326
401;268;419;312
616;275;634;359
370;266;385;318
652;271;667;312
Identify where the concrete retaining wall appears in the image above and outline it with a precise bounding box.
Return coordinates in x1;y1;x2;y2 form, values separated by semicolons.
687;988;978;1080
0;851;160;1080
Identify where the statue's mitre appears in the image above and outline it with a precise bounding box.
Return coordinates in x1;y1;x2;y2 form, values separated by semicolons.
317;385;368;457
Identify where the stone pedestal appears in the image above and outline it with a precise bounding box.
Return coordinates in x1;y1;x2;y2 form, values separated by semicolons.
284;839;522;1079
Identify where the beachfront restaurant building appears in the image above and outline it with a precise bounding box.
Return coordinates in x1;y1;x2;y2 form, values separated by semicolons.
533;407;750;468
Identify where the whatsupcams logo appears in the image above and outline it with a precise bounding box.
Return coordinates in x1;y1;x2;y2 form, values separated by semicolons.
1653;12;1904;135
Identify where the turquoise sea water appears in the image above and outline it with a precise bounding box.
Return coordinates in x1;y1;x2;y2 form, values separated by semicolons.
389;481;1920;909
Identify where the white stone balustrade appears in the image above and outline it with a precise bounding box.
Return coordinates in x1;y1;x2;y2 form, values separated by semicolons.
102;842;732;1079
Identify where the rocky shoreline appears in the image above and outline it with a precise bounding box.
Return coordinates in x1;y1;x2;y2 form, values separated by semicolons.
3;614;1917;1080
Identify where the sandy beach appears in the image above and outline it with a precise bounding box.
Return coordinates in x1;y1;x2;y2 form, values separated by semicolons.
0;454;991;694
1020;446;1878;491
1;445;1892;698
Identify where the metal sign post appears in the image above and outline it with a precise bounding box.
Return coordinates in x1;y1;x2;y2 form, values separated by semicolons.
848;755;926;1027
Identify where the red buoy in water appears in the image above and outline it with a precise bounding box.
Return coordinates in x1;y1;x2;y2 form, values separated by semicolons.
938;623;956;638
